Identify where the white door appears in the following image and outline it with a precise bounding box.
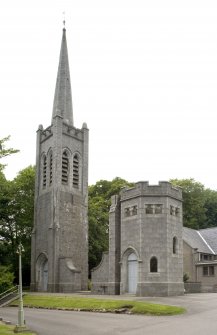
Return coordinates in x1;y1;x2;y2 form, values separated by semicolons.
128;253;138;294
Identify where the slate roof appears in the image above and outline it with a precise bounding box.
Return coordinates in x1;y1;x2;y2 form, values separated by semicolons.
183;227;212;254
199;228;217;254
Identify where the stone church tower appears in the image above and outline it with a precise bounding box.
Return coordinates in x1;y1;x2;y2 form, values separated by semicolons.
30;28;89;292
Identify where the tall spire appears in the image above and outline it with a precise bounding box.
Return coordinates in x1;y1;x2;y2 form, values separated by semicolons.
52;28;73;125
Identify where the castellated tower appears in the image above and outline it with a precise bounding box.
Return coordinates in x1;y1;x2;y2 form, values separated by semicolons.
92;182;184;297
30;28;89;292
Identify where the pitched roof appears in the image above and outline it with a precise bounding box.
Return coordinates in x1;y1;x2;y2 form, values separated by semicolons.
199;228;217;254
183;226;217;254
52;28;73;125
183;227;212;254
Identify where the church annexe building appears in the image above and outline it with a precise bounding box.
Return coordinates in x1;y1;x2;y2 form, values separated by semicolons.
91;182;184;296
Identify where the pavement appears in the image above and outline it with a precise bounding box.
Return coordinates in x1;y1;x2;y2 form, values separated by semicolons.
1;292;217;335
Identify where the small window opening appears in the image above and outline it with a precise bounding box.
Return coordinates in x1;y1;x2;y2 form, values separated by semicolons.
146;205;154;214
150;257;158;273
173;237;178;254
132;205;137;215
175;207;180;216
155;204;163;214
125;208;130;217
170;205;175;215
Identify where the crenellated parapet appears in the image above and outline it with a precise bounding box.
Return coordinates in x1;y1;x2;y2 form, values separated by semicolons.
120;181;182;202
62;123;87;141
40;126;53;142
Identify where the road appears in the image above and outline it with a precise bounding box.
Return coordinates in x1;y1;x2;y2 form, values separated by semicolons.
1;293;217;335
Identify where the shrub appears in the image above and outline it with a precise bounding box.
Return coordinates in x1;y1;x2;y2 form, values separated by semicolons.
183;272;189;282
0;266;14;293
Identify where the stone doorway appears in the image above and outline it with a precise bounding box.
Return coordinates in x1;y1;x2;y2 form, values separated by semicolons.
41;260;48;291
127;253;138;294
36;253;48;292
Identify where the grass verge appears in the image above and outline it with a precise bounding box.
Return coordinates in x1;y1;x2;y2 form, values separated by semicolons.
11;295;185;316
0;322;36;335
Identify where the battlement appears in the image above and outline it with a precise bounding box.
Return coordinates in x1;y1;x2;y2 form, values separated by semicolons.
120;181;182;201
62;123;86;141
39;125;53;142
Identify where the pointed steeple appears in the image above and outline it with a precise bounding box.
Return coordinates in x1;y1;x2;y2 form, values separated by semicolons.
52;28;73;125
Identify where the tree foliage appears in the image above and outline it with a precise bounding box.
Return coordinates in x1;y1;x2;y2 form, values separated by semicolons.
2;160;217;286
88;177;134;271
0;136;19;170
170;178;217;229
0;265;14;293
0;166;35;285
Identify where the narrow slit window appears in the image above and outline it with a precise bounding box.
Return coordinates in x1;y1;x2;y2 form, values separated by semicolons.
49;152;53;185
62;151;69;184
173;237;178;254
73;154;79;188
43;155;47;188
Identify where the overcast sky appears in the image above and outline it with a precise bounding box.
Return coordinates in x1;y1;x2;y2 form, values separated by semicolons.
1;0;217;189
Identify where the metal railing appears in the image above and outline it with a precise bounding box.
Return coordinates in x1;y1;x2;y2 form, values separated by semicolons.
0;285;19;305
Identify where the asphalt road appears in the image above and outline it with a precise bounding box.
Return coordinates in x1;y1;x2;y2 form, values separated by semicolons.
1;293;217;335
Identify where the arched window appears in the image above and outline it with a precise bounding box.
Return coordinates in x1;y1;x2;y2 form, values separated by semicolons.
42;155;47;188
62;151;69;184
173;237;178;254
73;154;79;188
49;152;53;185
150;256;158;273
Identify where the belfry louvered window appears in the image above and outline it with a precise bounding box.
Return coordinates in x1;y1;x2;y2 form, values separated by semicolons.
62;151;69;184
49;152;53;185
73;154;79;188
43;155;47;188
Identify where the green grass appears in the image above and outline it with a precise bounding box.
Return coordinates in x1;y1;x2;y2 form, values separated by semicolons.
11;295;185;316
0;322;36;335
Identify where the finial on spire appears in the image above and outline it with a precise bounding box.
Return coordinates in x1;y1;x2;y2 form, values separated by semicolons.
63;11;66;29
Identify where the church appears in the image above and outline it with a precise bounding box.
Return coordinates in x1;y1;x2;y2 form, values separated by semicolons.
30;27;89;293
31;27;217;296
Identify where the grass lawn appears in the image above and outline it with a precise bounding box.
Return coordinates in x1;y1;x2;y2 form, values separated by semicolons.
0;322;36;335
11;295;185;316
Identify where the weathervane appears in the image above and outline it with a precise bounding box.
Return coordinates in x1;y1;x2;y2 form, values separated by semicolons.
63;11;66;28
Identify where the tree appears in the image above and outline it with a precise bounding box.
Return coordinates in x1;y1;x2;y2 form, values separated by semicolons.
0;265;14;293
0;136;19;165
170;178;217;229
0;166;35;285
88;177;134;272
203;189;217;228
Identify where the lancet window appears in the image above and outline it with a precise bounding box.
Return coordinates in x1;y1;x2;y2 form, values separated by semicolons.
73;154;79;188
49;152;53;185
42;155;47;188
62;151;69;184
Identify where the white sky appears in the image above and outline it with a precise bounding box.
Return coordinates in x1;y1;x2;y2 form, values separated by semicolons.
1;0;217;189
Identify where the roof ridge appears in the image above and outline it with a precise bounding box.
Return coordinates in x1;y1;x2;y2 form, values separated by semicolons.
197;231;215;254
